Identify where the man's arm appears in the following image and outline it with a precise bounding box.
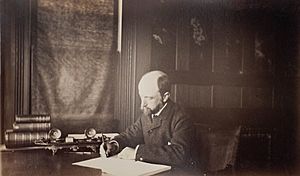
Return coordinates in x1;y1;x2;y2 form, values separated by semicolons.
113;117;144;151
100;117;144;157
136;116;194;167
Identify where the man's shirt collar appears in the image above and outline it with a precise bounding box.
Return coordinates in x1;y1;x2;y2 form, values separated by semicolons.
151;102;168;118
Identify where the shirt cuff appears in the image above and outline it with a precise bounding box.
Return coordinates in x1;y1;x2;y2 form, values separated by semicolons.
134;145;139;159
109;140;120;151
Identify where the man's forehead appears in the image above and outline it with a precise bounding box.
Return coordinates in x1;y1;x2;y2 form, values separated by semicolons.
139;83;159;96
138;70;165;95
138;74;159;95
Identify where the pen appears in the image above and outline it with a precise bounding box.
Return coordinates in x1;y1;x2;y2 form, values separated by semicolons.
65;151;92;155
101;133;104;143
101;133;108;157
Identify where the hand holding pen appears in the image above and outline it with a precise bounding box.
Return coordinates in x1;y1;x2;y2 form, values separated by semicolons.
99;134;119;157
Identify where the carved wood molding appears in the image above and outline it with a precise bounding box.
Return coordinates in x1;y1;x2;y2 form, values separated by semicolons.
1;0;35;143
114;1;137;132
1;0;17;143
0;0;3;143
114;0;153;132
14;0;35;115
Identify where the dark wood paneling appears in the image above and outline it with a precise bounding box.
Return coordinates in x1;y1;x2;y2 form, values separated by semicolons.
114;0;138;132
150;0;177;70
134;0;153;121
243;12;279;75
15;0;34;115
2;0;17;142
166;70;275;87
175;84;211;108
213;10;243;74
0;0;2;143
116;0;300;169
214;86;241;108
188;3;213;73
175;1;190;71
243;87;273;108
189;108;284;127
1;0;36;143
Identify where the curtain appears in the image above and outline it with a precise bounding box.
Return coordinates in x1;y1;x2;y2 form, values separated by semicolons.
32;0;117;135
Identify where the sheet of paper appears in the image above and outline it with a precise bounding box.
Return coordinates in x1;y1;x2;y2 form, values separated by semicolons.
72;157;171;176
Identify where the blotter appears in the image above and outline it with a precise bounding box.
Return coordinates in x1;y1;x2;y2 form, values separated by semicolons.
72;157;171;176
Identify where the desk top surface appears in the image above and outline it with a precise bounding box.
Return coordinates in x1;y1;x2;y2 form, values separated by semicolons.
0;148;202;176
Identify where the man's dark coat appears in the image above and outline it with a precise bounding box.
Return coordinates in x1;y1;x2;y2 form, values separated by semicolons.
113;100;194;167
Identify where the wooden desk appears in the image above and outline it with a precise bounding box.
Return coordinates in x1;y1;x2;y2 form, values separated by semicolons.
0;149;202;176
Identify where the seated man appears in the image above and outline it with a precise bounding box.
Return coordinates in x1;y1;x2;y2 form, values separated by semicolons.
100;70;195;167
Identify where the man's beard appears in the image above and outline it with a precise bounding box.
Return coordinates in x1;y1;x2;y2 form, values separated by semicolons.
141;103;163;116
142;107;152;116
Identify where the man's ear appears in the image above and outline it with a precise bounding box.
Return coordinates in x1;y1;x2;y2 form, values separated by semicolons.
162;92;170;103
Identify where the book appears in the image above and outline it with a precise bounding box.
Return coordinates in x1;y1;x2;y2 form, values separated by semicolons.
13;122;51;131
4;129;49;148
72;157;171;176
15;114;51;123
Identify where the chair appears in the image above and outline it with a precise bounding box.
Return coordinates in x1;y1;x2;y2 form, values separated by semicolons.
196;125;242;175
237;126;274;169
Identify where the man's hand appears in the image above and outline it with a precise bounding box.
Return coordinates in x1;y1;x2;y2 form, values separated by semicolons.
99;143;107;158
99;141;119;157
117;147;136;160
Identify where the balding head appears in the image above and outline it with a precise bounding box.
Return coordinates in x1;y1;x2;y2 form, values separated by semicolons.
138;70;171;115
138;70;170;97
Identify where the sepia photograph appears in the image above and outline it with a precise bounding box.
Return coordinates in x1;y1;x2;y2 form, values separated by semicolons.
1;0;300;175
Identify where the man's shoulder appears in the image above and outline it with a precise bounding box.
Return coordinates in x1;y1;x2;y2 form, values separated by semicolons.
169;102;194;130
168;101;190;119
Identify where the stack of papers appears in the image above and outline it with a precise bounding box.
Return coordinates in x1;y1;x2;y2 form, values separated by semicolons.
72;157;171;176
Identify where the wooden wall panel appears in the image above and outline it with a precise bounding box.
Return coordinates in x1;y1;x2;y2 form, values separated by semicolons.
243;87;274;108
188;4;213;72
175;84;211;108
189;108;282;127
243;13;277;75
1;0;17;143
150;1;177;70
167;70;274;87
213;11;243;74
175;2;190;71
0;0;2;143
0;0;35;143
114;0;138;132
147;2;292;130
134;0;153;121
15;0;33;115
128;0;298;169
213;86;241;108
169;85;176;102
242;25;255;74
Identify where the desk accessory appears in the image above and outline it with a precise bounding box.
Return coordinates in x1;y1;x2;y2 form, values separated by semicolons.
33;128;110;155
48;128;62;139
84;128;97;138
